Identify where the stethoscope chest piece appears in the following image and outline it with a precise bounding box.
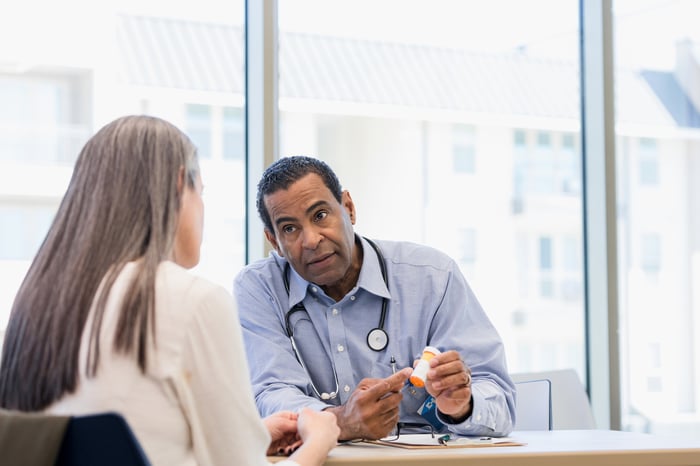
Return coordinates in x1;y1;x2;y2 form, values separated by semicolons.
367;327;389;352
283;237;391;401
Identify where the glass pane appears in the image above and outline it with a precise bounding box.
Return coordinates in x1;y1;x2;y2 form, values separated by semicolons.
614;0;700;440
278;0;584;379
223;107;245;161
0;0;245;330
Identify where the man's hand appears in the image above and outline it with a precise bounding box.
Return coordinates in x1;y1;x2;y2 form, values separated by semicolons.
326;367;411;440
425;350;473;422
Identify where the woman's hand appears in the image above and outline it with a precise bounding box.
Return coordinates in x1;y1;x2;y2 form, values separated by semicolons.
263;410;302;456
296;408;339;453
265;407;340;464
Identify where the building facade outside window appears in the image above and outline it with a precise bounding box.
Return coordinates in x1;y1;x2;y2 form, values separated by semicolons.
614;0;700;439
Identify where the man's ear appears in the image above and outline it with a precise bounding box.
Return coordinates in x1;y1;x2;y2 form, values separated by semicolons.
264;229;282;255
342;190;356;224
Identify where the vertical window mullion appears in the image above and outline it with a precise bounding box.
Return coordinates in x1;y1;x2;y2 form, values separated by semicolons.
245;0;279;263
581;0;621;430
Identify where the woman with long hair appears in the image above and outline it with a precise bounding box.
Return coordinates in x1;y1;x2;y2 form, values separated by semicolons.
0;115;338;465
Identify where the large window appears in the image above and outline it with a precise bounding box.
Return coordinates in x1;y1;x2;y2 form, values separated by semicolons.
278;0;585;382
0;0;246;328
614;0;700;440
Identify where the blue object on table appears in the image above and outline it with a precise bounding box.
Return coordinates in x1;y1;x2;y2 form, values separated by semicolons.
417;395;444;431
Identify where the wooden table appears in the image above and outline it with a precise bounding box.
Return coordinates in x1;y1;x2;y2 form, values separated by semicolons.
272;430;700;466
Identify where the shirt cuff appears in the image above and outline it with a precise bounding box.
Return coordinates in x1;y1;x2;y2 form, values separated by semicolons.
436;383;498;435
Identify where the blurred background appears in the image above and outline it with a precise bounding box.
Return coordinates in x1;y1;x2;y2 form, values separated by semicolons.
1;0;698;439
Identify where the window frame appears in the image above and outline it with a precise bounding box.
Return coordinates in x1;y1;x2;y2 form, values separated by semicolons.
245;0;621;430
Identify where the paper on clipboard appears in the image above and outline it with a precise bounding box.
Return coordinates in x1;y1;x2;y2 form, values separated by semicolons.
362;433;526;449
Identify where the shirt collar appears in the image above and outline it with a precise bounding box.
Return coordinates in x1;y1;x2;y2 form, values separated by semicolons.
356;236;391;300
273;251;308;310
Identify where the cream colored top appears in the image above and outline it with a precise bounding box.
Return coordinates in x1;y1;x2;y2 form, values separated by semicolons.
48;261;296;466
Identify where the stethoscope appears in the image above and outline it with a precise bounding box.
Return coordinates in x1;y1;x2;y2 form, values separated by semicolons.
283;237;390;400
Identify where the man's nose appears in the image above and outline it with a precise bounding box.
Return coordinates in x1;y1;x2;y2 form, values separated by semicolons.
301;227;323;249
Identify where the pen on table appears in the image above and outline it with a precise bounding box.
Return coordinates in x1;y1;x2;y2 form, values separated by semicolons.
390;356;397;374
438;434;451;446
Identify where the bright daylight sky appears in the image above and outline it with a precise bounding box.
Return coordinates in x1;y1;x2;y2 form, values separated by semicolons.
1;0;699;71
277;0;700;70
127;0;700;71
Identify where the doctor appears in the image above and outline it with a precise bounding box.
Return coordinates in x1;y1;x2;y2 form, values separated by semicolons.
234;156;515;441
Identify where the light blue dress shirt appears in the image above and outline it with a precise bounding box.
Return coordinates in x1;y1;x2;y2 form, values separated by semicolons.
234;236;515;436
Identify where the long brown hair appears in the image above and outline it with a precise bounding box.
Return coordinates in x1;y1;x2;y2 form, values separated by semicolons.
0;115;199;411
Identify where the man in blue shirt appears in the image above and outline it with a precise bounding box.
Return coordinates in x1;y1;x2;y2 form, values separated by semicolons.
235;156;515;441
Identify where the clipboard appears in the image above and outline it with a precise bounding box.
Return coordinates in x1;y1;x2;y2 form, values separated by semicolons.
360;433;526;449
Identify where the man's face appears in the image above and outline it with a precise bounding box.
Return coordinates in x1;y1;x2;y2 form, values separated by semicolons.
263;173;359;298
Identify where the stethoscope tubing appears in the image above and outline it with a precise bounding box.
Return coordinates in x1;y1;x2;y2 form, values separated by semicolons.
283;237;389;350
281;237;390;400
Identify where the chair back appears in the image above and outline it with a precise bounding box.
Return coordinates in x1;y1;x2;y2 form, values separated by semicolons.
513;378;552;430
511;368;596;430
54;412;151;466
0;409;69;466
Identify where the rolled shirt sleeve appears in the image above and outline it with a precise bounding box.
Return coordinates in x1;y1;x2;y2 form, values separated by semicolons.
428;258;515;436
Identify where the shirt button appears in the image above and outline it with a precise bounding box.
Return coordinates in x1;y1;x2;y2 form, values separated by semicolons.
476;414;482;421
344;385;351;392
311;287;318;293
332;308;339;315
337;344;345;352
350;295;356;301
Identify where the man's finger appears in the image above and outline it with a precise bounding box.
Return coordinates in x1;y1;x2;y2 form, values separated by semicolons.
363;368;411;400
357;378;383;390
385;367;412;390
430;350;462;367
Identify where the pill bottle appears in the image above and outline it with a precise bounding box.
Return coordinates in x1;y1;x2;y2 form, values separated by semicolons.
409;346;441;387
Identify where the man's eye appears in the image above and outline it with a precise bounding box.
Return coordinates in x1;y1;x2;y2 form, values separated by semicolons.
315;211;328;221
282;225;296;234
